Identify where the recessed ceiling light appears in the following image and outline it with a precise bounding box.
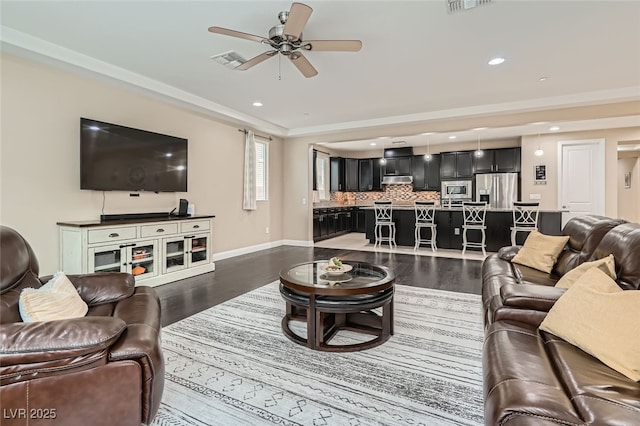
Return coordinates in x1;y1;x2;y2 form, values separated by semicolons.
488;57;505;66
369;142;377;146
472;127;488;131
252;101;263;107
531;121;548;125
377;136;390;139
539;77;548;82
449;135;457;140
549;126;560;131
421;132;435;136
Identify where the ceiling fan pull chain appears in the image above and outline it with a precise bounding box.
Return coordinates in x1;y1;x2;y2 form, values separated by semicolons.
278;53;282;81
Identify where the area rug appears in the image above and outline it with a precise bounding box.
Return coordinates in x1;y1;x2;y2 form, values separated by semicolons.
151;282;484;426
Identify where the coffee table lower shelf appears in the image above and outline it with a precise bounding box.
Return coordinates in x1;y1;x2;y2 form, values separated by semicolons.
280;285;394;352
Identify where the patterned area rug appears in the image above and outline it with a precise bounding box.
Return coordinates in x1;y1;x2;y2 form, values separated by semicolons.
151;282;484;426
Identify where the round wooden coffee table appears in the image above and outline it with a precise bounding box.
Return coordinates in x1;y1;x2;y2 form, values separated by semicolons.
279;260;395;352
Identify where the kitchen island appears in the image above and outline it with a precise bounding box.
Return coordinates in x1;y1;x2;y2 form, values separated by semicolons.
362;206;564;252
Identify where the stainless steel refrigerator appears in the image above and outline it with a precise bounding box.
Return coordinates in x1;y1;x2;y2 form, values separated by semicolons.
475;173;518;209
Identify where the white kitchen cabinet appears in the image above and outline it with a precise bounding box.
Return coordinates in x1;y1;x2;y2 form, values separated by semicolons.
58;215;215;287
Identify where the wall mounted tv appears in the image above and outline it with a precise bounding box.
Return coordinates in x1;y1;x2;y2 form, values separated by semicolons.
80;118;188;192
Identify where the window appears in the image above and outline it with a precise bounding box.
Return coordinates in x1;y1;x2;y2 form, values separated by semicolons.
316;152;330;200
255;141;268;201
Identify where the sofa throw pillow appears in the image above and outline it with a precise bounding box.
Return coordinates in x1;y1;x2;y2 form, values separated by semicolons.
511;231;570;274
555;254;616;289
19;272;88;322
540;267;640;381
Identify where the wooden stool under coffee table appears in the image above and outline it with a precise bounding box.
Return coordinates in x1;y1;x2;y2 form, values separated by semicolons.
279;260;395;352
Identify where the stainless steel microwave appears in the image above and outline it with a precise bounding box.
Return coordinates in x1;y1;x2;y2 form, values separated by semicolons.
441;180;472;200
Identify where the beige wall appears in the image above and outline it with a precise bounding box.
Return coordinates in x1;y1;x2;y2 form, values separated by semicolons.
0;53;284;274
617;155;640;222
521;128;640;217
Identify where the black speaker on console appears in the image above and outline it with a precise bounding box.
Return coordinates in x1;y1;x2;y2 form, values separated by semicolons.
178;199;189;216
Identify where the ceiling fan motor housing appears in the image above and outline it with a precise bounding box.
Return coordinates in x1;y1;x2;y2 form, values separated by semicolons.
268;24;303;55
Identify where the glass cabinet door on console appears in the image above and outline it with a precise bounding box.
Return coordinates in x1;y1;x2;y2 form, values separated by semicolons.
89;243;123;273
88;239;158;280
189;234;210;267
163;233;210;273
163;237;187;273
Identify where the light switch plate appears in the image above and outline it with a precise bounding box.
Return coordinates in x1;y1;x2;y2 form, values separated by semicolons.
530;194;541;200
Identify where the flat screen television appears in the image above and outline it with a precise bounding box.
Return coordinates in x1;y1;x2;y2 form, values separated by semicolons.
80;118;188;192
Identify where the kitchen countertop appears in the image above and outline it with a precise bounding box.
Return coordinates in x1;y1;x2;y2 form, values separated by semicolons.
358;205;568;213
313;202;566;212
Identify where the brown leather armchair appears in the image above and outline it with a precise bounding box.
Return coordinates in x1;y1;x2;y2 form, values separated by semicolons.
0;226;164;426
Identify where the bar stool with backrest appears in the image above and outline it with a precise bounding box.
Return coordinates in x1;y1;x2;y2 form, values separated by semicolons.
462;201;487;256
511;201;540;245
374;201;396;249
414;201;437;251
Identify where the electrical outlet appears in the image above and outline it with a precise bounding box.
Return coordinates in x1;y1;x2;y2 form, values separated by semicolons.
454;228;460;235
530;193;541;200
265;227;270;234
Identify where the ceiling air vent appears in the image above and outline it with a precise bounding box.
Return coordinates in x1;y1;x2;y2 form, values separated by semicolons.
447;0;493;14
211;51;247;69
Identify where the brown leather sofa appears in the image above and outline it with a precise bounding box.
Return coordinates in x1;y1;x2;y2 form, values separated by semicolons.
481;217;640;425
0;226;164;426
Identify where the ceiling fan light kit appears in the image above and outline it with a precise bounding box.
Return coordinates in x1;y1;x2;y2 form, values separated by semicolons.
208;2;362;78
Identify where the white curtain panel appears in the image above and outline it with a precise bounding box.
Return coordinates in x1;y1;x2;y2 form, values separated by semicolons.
243;131;257;210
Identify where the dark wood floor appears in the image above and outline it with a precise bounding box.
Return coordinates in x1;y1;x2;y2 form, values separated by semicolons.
155;246;483;326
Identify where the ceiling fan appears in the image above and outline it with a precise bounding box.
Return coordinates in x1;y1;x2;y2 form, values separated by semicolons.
208;2;362;78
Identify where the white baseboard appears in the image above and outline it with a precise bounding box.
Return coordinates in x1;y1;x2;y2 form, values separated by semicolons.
211;239;314;261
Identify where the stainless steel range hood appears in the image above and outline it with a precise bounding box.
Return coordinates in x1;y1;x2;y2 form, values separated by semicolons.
382;175;413;185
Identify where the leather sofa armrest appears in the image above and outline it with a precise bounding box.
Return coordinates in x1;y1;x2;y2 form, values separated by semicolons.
0;317;126;359
0;317;126;382
493;307;549;328
498;246;520;261
500;284;567;312
62;272;135;306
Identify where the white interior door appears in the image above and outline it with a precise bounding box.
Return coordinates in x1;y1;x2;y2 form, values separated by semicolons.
558;139;605;225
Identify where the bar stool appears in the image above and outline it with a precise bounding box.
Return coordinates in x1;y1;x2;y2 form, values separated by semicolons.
414;201;437;251
374;201;396;249
462;202;487;256
511;202;540;245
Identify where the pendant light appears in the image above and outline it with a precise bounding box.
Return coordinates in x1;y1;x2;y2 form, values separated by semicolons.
474;134;484;158
424;134;432;161
379;139;386;164
534;132;544;156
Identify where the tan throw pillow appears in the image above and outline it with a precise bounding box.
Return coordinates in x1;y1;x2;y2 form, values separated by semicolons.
19;272;88;322
555;254;616;289
511;231;570;273
540;267;640;381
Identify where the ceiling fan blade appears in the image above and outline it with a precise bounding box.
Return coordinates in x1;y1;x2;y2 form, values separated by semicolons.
289;52;318;78
303;40;363;52
283;2;313;39
208;26;268;44
235;51;278;71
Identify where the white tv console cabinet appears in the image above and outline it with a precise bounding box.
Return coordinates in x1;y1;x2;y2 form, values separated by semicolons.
57;215;215;287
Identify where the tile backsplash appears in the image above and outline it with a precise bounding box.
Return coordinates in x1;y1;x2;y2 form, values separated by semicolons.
331;184;439;204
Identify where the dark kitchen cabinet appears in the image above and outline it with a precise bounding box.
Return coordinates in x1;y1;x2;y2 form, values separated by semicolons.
473;147;521;173
440;151;473;180
330;157;345;192
313;207;358;242
345;158;359;191
359;159;383;191
412;154;441;191
384;157;412;176
372;159;383;190
494;148;521;172
355;209;366;232
359;159;372;191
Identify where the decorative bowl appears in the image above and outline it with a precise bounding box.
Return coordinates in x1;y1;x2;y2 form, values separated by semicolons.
318;263;353;276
